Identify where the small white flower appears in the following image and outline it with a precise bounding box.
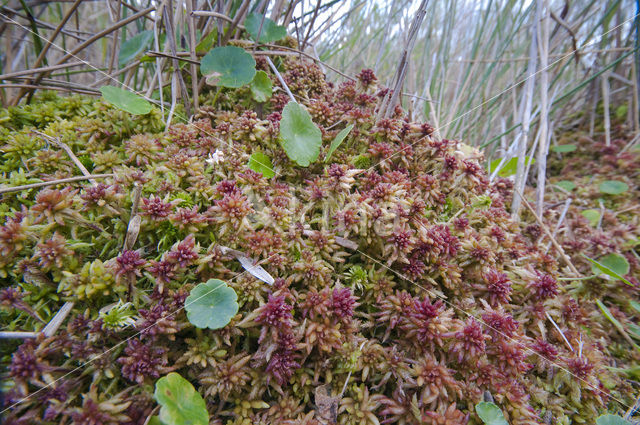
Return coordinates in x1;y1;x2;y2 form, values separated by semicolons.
206;149;224;165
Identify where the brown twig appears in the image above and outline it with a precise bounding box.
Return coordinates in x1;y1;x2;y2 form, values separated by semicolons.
0;174;114;195
221;0;250;45
90;59;141;88
107;0;122;76
32;0;82;71
5;6;154;104
377;0;429;120
0;83;99;95
163;0;191;117
53;7;154;66
0;61;85;80
186;0;199;111
514;187;581;277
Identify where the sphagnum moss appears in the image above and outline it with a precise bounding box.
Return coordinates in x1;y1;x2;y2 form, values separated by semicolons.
0;56;638;425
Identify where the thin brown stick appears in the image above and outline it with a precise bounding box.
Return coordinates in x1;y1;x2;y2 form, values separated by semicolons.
0;6;90;41
0;83;99;95
54;7;154;66
186;0;199;111
301;0;321;51
378;0;429;120
107;0;122;76
221;0;250;45
0;61;85;80
511;3;539;218
190;10;243;28
5;6;154;104
32;131;95;184
163;1;191;117
32;0;83;70
514;187;581;277
535;0;550;218
0;174;114;195
90;59;141;88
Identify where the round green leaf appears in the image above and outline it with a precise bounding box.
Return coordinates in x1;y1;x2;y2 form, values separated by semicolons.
245;13;287;43
248;152;275;178
615;105;628;120
596;414;632;425
551;144;577;153
185;279;238;329
475;402;509;425
201;46;256;88
555;180;576;192
598;253;630;276
599;180;629;195
119;30;154;67
581;209;601;227
583;254;633;286
325;124;354;162
279;102;323;167
100;86;152;115
155;373;209;425
249;70;273;103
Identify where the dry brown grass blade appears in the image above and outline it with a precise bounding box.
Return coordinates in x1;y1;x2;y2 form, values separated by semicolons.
1;6;89;42
377;0;429;120
0;83;99;95
53;7;154;66
221;0;250;45
186;0;199;111
7;6;154;105
512;3;540;218
0;61;84;80
514;187;581;277
107;0;123;76
32;0;82;70
163;0;191;117
535;0;551;218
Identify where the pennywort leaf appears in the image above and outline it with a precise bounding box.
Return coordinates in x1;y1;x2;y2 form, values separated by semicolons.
248;152;275;178
185;279;238;329
325;124;354;162
119;30;153;67
201;46;256;88
155;372;209;425
583;254;632;286
599;180;629;195
596;414;632;425
581;209;601;227
279;102;323;166
555;180;576;192
475;402;509;425
249;70;273;102
100;86;152;115
245;13;287;43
